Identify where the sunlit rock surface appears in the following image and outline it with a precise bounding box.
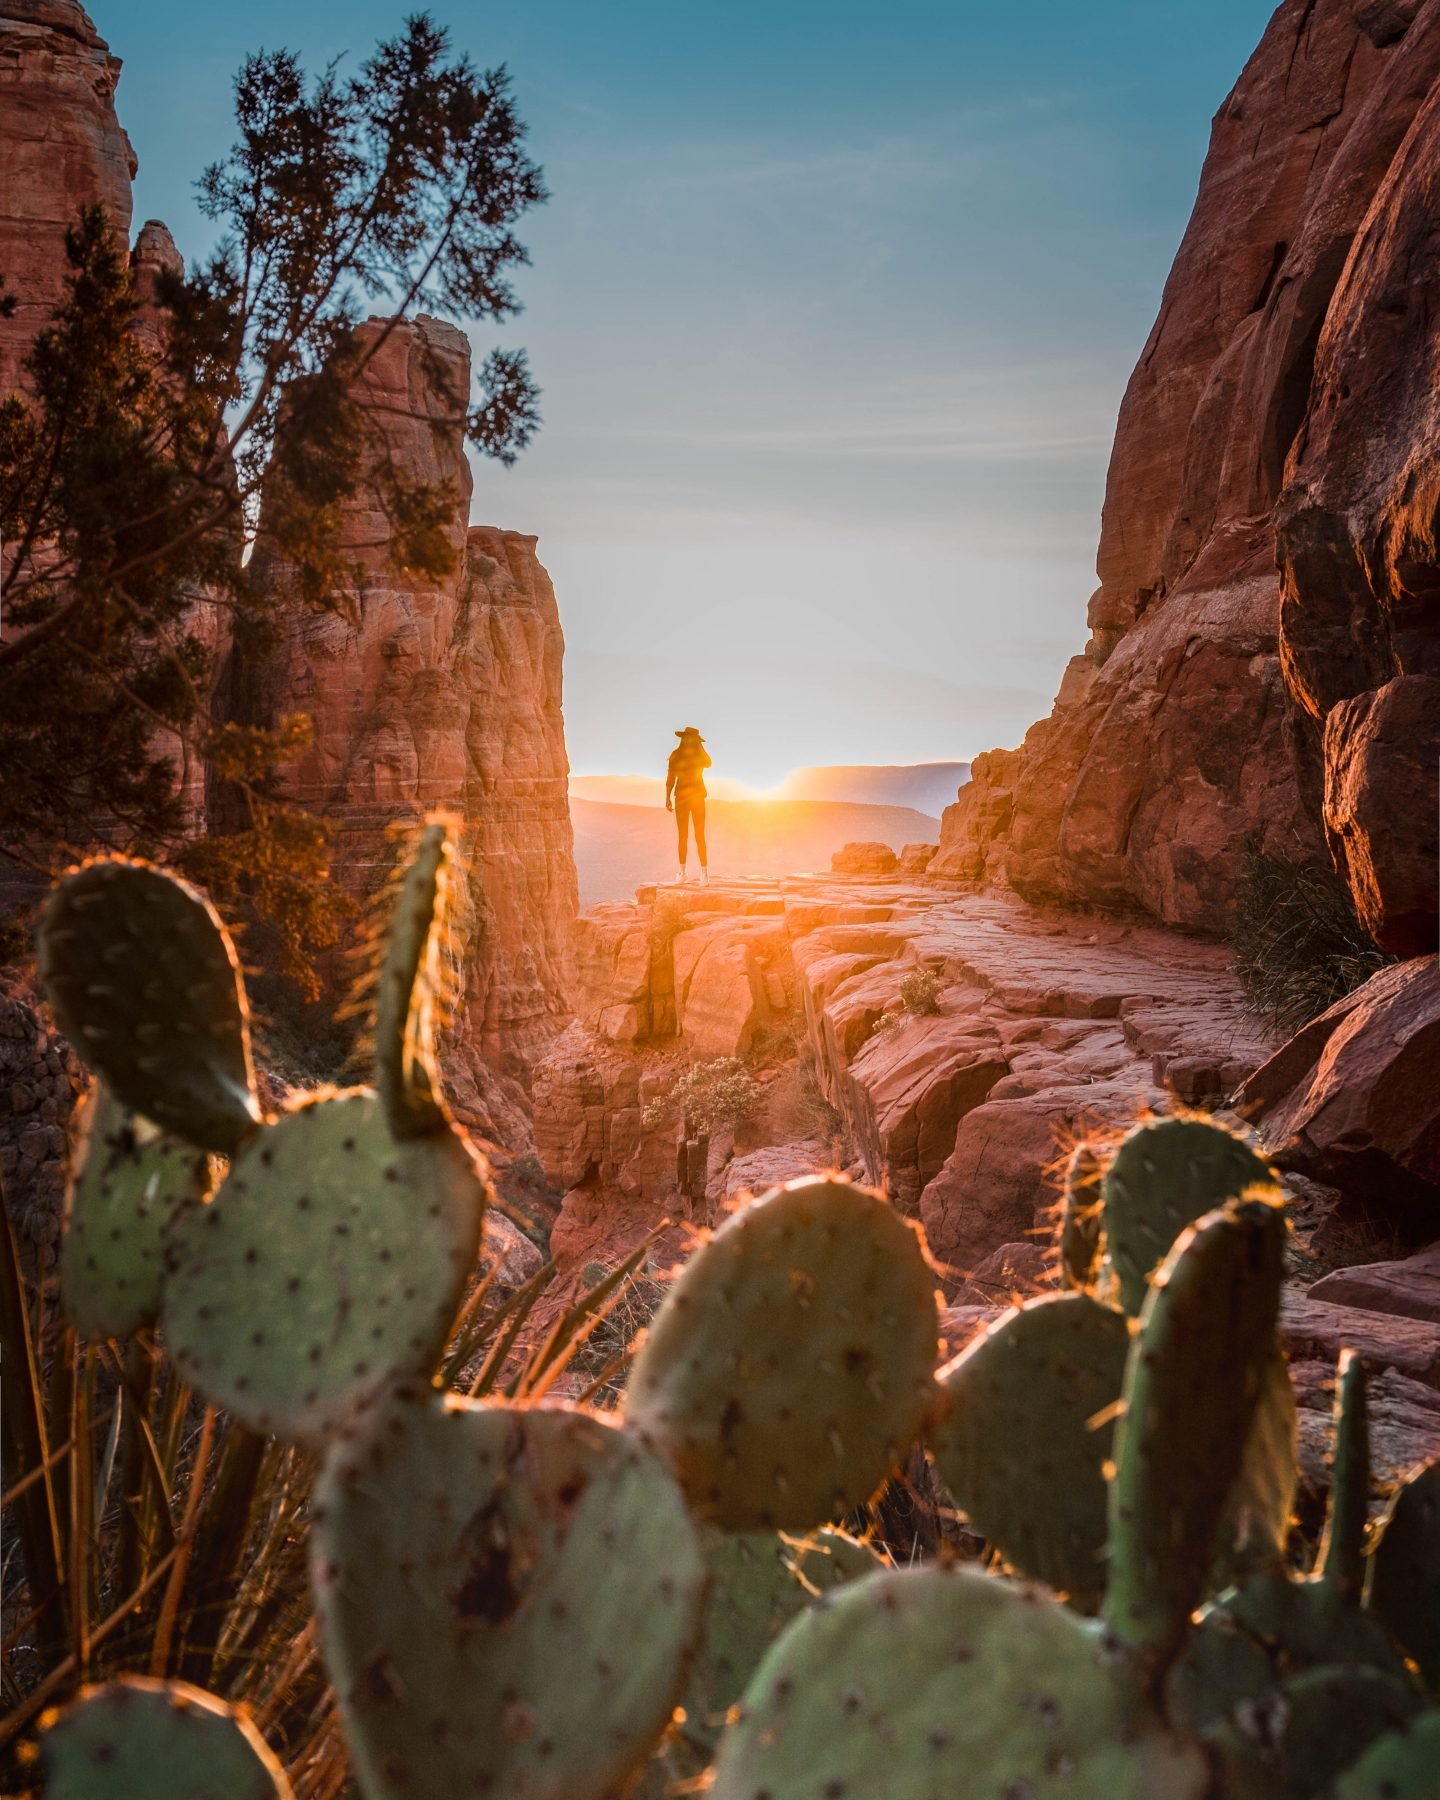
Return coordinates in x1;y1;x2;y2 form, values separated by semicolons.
224;316;580;1079
0;1;135;395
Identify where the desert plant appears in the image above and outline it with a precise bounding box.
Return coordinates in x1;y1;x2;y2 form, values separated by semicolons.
898;966;943;1015
11;848;1440;1800
639;1056;763;1135
0;823;656;1790
1232;845;1392;1033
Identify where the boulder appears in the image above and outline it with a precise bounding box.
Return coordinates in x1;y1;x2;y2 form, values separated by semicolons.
830;841;898;875
1323;675;1440;955
1309;1239;1440;1323
897;843;938;875
1280;1291;1440;1389
1242;957;1440;1212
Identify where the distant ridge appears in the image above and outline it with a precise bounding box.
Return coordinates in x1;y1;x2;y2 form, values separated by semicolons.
778;763;970;816
570;795;941;906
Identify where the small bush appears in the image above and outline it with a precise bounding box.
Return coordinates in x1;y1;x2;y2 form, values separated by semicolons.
1231;846;1391;1034
641;1057;765;1134
899;968;943;1016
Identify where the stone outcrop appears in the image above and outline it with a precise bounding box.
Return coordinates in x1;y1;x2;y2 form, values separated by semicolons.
555;873;1275;1282
1240;955;1440;1214
935;0;1440;943
225;315;579;1080
0;1;135;394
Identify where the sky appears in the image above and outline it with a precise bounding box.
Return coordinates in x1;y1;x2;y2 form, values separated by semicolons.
115;0;1277;790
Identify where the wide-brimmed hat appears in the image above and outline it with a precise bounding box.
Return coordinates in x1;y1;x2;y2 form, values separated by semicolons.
675;726;705;740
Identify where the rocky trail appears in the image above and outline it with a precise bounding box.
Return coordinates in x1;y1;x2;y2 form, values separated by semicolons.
514;866;1440;1510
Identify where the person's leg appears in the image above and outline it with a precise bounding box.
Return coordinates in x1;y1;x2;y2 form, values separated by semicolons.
675;794;690;879
694;796;707;878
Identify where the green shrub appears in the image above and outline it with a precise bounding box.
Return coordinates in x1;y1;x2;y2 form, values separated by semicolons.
899;967;943;1015
641;1057;764;1135
1231;846;1391;1034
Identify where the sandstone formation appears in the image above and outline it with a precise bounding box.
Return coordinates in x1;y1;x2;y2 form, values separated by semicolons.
1240;955;1440;1212
934;0;1440;948
831;841;898;875
0;1;134;394
224;315;579;1085
545;872;1274;1280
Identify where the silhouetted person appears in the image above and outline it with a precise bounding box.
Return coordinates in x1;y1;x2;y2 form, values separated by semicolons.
665;726;711;884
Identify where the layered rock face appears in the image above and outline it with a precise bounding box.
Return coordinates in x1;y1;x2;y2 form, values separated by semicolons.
0;1;134;393
226;315;579;1076
936;0;1440;946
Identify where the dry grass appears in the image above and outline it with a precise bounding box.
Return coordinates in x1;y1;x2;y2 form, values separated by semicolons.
1231;846;1391;1035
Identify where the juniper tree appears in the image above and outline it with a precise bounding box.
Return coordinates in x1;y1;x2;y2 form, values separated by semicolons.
0;14;545;989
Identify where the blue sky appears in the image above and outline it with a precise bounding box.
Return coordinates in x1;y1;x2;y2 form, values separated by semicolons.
115;0;1277;788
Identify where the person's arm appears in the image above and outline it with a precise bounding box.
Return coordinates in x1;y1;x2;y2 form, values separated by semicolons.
665;752;676;810
701;750;712;770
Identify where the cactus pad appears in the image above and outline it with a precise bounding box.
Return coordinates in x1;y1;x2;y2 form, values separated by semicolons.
624;1176;939;1529
60;1084;211;1339
312;1387;705;1800
1333;1710;1440;1799
40;1675;291;1799
1210;1345;1297;1585
679;1527;884;1757
38;859;261;1155
1171;1572;1411;1731
1205;1664;1420;1800
1059;1141;1105;1291
1105;1196;1287;1667
930;1292;1128;1610
162;1090;484;1443
1320;1350;1369;1601
1102;1115;1278;1315
374;818;451;1140
710;1565;1209;1800
1367;1460;1440;1685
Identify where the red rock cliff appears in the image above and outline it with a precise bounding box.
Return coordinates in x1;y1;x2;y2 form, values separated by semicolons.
937;0;1440;948
0;1;134;393
226;316;579;1074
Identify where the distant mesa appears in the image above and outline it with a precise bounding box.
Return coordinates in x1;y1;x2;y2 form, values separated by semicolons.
568;792;941;906
778;762;970;816
569;761;970;816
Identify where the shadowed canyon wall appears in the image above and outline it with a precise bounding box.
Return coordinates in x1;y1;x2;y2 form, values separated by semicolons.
937;0;1440;952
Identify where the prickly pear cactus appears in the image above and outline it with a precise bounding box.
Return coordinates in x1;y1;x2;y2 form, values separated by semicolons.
1333;1709;1440;1798
930;1292;1128;1610
1320;1350;1370;1601
373;819;451;1140
1169;1354;1407;1733
1367;1460;1440;1686
38;858;262;1155
1105;1195;1288;1669
60;1083;211;1339
710;1565;1210;1800
686;1528;884;1755
1210;1344;1298;1584
40;1675;292;1799
311;1386;706;1800
162;1090;484;1443
1059;1140;1105;1291
1205;1663;1421;1800
1102;1115;1278;1315
624;1176;939;1530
